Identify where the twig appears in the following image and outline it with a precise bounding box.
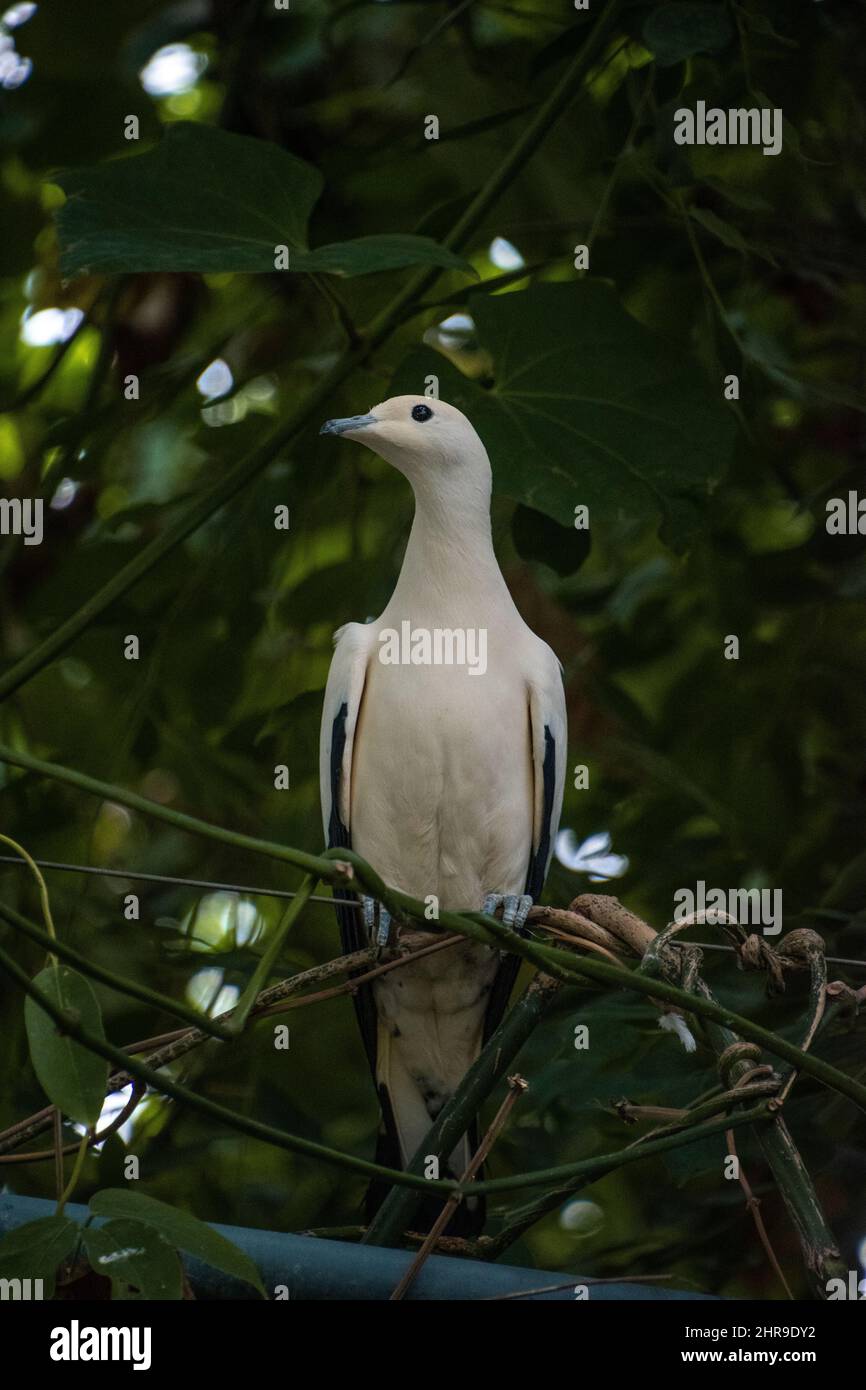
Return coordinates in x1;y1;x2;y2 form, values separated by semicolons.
0;1080;146;1165
620;1080;781;1150
584;64;654;255
0;854;361;908
385;0;477;88
482;1274;674;1301
0;936;464;1195
6;858;866;969
56;1132;91;1217
2;755;864;1113
363;973;562;1248
0;833;58;962
389;1075;529;1300
308;274;362;348
632;904;847;1297
0;937;460;1155
52;1110;64;1206
726;1070;794;1300
223;874;317;1034
481;1084;778;1262
0;898;238;1040
0;934;775;1201
775;933;828;1105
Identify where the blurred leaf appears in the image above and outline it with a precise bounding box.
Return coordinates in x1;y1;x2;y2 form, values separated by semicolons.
820;849;866;912
299;234;474;278
700;177;772;213
24;965;108;1126
90;1189;266;1295
391;281;736;544
54;124;470;278
738;10;798;49
688;206;748;255
0;1216;81;1299
643;3;733;66
54;122;323;275
83;1218;183;1300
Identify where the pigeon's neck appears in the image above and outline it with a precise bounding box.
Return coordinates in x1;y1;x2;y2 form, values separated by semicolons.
392;478;510;611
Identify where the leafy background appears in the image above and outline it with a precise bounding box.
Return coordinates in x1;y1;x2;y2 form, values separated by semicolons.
1;0;865;1298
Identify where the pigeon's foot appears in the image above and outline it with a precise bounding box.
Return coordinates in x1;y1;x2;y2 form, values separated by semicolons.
482;893;533;930
362;895;393;947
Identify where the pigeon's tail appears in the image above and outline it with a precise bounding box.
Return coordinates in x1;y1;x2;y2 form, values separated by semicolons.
363;1024;487;1238
330;878;489;1239
364;1095;483;1239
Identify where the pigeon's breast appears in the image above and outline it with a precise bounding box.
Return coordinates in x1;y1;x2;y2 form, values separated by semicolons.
350;636;534;911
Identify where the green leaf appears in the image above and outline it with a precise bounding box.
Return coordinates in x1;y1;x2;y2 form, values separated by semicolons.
820;848;866;911
0;1217;81;1300
89;1189;266;1296
688;206;748;255
700;176;772;213
53;124;470;279
24;965;108;1126
295;234;474;278
689;207;780;268
390;281;736;545
643;3;733;66
83;1218;183;1300
54;121;324;276
738;10;798;49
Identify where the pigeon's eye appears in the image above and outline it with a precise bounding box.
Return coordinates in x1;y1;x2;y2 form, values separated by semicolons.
411;404;433;422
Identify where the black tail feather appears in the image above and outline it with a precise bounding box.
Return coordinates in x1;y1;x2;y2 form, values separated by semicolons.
364;1086;487;1239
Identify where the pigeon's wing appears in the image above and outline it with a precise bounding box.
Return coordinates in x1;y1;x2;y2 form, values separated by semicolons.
483;647;567;1041
524;654;567;900
320;621;378;1068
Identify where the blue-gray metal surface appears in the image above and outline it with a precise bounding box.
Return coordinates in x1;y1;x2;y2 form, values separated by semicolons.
0;1193;712;1300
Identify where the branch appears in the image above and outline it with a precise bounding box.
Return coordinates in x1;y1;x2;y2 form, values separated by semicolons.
0;1082;146;1166
0;898;236;1041
0;935;774;1204
222;873;317;1035
0;935;461;1156
478;1085;779;1261
473;1105;771;1196
0;937;461;1195
2;739;865;1114
637;914;847;1296
389;1074;529;1300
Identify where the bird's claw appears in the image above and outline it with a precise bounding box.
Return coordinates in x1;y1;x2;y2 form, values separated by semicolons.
482;893;533;931
362;896;393;948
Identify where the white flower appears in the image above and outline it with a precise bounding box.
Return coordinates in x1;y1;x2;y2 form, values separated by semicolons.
555;829;629;881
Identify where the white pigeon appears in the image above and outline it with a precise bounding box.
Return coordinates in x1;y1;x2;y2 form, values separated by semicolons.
319;396;566;1230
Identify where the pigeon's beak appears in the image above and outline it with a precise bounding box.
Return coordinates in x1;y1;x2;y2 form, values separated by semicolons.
319;412;378;437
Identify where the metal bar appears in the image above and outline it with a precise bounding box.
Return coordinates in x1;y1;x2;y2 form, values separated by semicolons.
0;1194;714;1301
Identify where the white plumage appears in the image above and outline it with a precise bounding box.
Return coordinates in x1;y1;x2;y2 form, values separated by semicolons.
319;396;566;1215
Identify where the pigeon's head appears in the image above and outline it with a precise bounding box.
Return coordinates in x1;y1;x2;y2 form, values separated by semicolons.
319;396;490;488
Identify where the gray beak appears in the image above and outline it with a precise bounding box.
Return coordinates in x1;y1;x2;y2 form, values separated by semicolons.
319;412;378;436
